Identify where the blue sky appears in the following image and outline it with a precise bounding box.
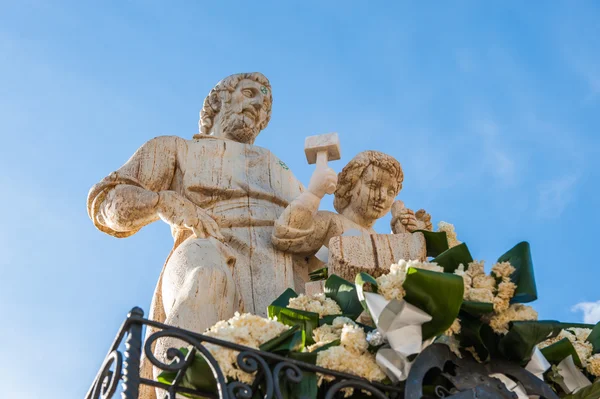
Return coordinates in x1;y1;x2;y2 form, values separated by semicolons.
1;1;599;397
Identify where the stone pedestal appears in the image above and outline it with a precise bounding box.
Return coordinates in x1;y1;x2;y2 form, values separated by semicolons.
328;232;426;282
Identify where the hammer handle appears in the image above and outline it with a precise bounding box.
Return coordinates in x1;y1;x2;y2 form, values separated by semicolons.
316;151;329;169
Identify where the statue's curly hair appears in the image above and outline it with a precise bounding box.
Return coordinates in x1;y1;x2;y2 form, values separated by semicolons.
333;150;404;213
194;72;273;139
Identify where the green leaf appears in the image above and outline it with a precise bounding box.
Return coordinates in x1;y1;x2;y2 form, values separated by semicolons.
563;380;600;399
498;321;592;365
157;347;217;397
283;370;318;399
355;272;379;313
309;267;328;281
459;316;492;361
461;301;494;317
413;230;449;258
324;274;364;320
541;338;583;368
268;288;298;317
403;268;464;340
267;288;319;345
276;308;319;345
259;325;303;353
432;243;473;273
498;320;566;364
497;241;537;303
587;321;600;354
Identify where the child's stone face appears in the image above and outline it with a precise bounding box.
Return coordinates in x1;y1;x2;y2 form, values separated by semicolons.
349;164;399;222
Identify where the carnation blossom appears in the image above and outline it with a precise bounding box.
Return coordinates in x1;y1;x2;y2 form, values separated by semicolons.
437;221;461;248
587;354;600;377
376;259;443;301
204;313;288;383
288;293;342;317
486;304;538;334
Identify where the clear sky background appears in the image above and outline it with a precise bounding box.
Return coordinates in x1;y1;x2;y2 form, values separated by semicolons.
1;1;599;397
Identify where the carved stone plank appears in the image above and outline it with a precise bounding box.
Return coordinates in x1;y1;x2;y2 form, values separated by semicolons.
328;233;426;281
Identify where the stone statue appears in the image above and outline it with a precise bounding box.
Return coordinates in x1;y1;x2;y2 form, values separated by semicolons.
272;150;431;283
87;72;314;398
273;150;406;252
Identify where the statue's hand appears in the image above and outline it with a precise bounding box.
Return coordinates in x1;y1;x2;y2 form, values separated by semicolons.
391;200;418;233
308;166;338;198
156;191;224;240
415;209;433;231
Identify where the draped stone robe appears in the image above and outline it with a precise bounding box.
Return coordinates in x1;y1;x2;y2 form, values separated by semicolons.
88;134;310;323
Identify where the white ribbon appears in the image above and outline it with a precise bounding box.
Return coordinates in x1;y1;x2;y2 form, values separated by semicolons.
362;292;432;382
525;347;551;380
556;355;592;394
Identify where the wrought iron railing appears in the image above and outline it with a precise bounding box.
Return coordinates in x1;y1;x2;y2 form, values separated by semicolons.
86;307;406;399
86;307;558;399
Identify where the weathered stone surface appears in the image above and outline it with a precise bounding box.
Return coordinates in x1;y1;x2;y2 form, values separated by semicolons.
328;233;427;281
305;280;326;296
87;72;313;399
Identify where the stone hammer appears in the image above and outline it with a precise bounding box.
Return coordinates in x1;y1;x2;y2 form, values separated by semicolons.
304;132;341;194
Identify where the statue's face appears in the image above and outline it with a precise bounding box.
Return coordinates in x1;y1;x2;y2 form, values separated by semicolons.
348;165;399;223
219;79;270;144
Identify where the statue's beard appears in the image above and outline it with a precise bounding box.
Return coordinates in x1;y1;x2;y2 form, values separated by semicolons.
220;108;260;144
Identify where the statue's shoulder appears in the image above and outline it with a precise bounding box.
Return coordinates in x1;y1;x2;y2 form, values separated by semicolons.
141;135;188;150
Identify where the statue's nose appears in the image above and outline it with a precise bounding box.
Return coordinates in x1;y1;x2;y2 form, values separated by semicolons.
251;101;262;112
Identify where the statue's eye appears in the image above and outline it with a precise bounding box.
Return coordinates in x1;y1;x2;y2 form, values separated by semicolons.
242;89;255;98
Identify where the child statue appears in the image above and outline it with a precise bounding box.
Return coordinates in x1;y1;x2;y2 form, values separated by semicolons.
272;150;425;257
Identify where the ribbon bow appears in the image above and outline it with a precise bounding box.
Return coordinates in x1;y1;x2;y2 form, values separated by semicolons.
360;291;432;382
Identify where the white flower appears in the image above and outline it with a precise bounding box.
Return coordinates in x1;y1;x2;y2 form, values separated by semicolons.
572;341;593;367
491;261;515;279
437;221;461;248
468;288;495;303
317;346;386;383
565;327;592;343
288;293;342;317
466;261;485;278
204;313;288;383
586;353;600;377
472;275;496;290
309;316;356;351
377;260;443;301
445;319;461;336
486;304;538;335
340;324;369;354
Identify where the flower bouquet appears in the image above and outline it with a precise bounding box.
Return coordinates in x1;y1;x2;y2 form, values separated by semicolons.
159;223;600;398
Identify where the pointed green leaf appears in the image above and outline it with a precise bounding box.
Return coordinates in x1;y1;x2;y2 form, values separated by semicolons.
324;274;363;320
432;243;473;273
497;321;592;364
541;338;583;368
459;315;492;361
461;301;494;317
309;267;328;281
355;272;379;313
268;288;319;345
275;308;319;345
586;321;600;354
413;230;449;258
497;241;537;303
259;325;303;353
403;268;464;339
268;288;298;317
157;347;217;397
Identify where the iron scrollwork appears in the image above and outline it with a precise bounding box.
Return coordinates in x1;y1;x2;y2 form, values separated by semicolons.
86;308;558;399
85;307;403;399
